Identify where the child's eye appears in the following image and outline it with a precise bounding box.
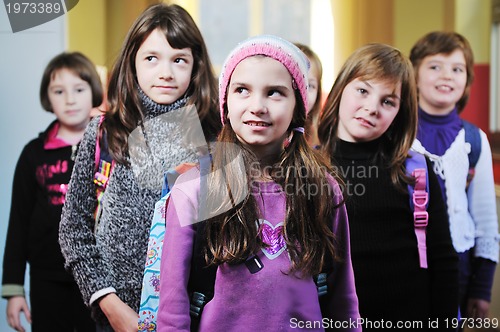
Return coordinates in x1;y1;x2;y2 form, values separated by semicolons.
308;82;318;90
382;99;397;108
268;89;283;97
453;67;464;73
235;87;248;94
174;57;187;64
429;65;439;70
357;88;368;95
146;56;157;62
53;90;63;95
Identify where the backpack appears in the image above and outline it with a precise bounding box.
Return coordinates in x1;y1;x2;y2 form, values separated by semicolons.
138;154;211;332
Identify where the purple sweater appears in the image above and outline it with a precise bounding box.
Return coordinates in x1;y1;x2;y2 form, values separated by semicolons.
158;168;360;331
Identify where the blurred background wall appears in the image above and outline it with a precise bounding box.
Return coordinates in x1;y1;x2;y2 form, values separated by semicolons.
1;1;497;331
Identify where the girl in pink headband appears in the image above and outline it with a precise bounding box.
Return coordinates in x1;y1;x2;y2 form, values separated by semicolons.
158;34;360;332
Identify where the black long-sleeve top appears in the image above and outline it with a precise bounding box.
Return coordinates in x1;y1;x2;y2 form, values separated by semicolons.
2;121;76;298
333;139;458;331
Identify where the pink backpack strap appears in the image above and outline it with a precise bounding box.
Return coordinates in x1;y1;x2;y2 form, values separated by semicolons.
94;115;105;171
412;168;429;269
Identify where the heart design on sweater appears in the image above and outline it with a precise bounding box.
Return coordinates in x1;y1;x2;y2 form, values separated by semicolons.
258;219;286;259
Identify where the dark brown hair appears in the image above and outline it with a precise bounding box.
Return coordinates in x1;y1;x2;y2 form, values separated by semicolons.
409;31;474;112
40;52;103;112
104;3;221;164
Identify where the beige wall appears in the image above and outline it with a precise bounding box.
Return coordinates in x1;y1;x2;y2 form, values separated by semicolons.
393;0;453;56
67;0;157;70
67;0;493;75
66;0;106;66
455;0;491;63
330;0;393;76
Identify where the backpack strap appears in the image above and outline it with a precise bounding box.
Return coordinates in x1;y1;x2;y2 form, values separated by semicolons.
462;119;482;189
406;151;429;269
93;116;114;230
313;202;335;318
188;153;217;331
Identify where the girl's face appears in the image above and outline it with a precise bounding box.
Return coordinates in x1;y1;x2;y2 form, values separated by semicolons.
226;56;296;159
48;68;93;130
306;59;320;113
135;28;194;105
416;49;467;115
338;78;401;143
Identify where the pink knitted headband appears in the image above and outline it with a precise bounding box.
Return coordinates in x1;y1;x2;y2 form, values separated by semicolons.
219;34;310;124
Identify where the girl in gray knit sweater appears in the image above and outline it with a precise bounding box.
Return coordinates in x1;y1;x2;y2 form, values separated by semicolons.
58;4;220;332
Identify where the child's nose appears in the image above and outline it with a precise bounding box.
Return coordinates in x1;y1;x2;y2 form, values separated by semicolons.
363;99;379;116
249;96;268;114
66;92;76;104
441;66;453;79
159;62;173;80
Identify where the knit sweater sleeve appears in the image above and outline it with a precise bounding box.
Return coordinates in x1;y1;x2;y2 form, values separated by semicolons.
58;116;111;306
2;141;38;296
467;130;500;262
326;177;361;330
425;157;460;321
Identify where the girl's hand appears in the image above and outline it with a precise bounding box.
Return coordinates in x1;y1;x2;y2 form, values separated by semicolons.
6;296;31;332
99;293;139;332
466;298;490;319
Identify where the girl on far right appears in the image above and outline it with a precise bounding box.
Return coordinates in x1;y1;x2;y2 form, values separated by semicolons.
410;31;499;320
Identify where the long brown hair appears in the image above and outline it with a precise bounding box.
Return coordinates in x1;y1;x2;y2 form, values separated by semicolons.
104;3;221;164
409;31;474;113
204;86;343;276
318;43;418;189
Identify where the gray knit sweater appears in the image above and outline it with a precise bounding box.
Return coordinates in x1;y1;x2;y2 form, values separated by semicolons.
59;93;199;325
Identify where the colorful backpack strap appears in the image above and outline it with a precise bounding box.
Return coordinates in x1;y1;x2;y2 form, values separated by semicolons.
406;151;429;269
93;116;114;229
138;161;200;331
